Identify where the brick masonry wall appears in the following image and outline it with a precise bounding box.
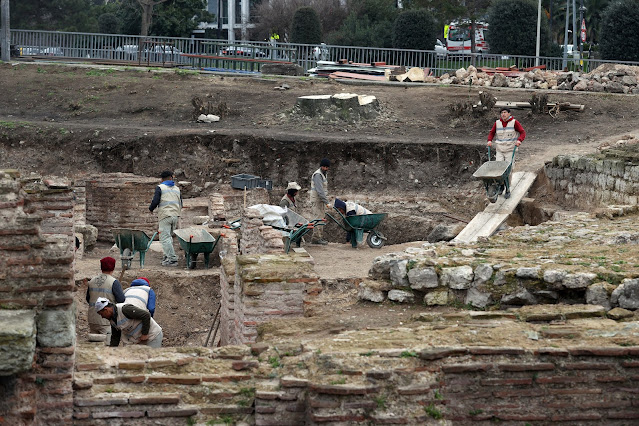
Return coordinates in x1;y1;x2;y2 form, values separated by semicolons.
544;154;639;209
231;253;319;345
239;207;284;255
68;342;639;425
218;229;238;346
0;170;76;424
85;173;157;241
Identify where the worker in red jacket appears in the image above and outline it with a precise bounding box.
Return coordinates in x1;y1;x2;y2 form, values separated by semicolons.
487;107;526;197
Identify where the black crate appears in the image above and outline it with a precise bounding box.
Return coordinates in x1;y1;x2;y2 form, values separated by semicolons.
231;174;260;190
257;179;273;191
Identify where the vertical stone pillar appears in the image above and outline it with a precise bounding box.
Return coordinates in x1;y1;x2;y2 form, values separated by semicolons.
232;253;319;345
0;170;76;424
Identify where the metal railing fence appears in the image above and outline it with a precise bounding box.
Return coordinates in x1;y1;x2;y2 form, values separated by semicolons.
9;29;639;76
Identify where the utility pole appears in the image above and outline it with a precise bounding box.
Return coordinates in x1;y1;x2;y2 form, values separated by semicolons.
572;0;578;61
535;0;542;66
1;0;9;62
216;0;222;40
562;0;570;69
579;0;586;71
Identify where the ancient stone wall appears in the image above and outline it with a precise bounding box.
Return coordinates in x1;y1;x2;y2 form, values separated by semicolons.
0;170;76;424
69;342;639;424
239;207;285;255
218;229;238;346
544;154;639;210
85;173;157;241
231;253;319;345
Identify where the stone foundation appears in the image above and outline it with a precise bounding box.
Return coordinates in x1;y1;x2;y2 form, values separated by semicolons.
0;170;76;424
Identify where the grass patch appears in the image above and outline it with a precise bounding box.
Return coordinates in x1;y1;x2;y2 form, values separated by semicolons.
400;350;418;358
373;395;387;409
268;356;280;368
329;378;346;385
424;403;443;419
175;69;199;76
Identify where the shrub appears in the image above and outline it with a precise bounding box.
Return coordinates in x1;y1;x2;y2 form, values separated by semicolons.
291;6;322;44
600;0;639;61
392;9;438;50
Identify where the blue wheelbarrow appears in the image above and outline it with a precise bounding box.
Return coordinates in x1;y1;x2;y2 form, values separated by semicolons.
112;228;158;269
473;146;517;203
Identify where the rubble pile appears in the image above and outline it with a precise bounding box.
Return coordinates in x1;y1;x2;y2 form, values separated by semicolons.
438;64;639;94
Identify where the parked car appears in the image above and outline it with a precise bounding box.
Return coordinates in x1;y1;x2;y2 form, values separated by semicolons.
41;47;64;56
0;44;20;57
435;39;447;58
221;45;266;57
19;46;43;56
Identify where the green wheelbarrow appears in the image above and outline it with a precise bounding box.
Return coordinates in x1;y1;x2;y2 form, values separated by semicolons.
326;207;388;248
112;228;158;269
173;228;223;269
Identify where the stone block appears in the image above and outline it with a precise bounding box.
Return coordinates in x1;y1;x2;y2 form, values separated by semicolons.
441;265;473;289
424;289;448;305
408;266;438;290
387;289;414;303
0;310;36;375
36;307;76;347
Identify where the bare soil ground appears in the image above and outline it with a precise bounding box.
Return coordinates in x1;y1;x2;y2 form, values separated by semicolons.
4;60;639;347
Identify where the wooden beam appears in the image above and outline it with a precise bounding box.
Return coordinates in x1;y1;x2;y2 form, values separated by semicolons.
454;171;537;243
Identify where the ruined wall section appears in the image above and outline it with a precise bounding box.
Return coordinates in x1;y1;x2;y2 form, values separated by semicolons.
85;173;157;241
544;154;639;209
0;170;76;424
69;342;639;424
231;253;319;345
239;207;284;255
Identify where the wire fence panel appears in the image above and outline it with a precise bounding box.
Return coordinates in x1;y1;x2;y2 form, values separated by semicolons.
9;29;639;75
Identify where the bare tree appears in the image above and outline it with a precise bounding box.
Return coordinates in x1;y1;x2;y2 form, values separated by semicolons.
138;0;168;36
252;0;347;42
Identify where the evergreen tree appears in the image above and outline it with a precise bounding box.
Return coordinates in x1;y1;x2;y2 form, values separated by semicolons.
290;6;322;44
392;9;438;50
599;0;639;61
486;0;552;55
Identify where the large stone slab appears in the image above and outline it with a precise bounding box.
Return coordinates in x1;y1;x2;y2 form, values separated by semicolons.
36;308;76;348
0;310;36;375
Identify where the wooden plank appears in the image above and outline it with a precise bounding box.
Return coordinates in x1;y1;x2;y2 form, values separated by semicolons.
453;171;537;243
454;212;509;243
329;72;387;81
495;101;584;111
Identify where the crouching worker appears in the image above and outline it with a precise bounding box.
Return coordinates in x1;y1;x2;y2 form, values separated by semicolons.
334;198;371;217
334;198;372;242
94;297;163;348
124;277;156;317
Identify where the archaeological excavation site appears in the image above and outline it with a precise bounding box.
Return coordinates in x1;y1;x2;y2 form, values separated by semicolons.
2;62;639;425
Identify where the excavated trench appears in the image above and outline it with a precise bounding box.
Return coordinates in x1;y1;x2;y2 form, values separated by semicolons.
95;132;500;244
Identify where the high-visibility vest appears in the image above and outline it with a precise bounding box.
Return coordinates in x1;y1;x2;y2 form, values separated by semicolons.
310;168;328;202
124;285;150;311
87;274;116;326
157;183;181;221
111;303;162;345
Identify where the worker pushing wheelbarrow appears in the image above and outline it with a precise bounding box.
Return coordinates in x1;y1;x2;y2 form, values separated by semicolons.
473;146;517;203
326;201;387;249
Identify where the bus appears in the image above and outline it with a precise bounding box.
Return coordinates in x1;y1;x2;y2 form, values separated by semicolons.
445;21;489;55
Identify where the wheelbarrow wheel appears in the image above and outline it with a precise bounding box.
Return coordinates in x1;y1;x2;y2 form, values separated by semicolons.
187;253;198;269
367;232;386;249
486;184;499;203
121;248;132;269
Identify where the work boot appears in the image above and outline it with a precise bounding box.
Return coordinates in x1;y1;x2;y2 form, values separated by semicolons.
162;259;178;267
504;191;511;199
312;239;328;245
